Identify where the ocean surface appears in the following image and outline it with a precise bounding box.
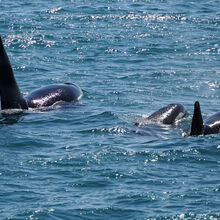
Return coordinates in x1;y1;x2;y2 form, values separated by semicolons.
0;0;220;219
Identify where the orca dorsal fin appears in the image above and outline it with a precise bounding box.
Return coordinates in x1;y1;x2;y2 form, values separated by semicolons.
0;35;17;87
0;36;28;110
190;101;204;136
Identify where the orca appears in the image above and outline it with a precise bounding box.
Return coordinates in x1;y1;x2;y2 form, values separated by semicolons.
26;83;82;108
136;103;186;126
0;36;83;110
190;101;220;136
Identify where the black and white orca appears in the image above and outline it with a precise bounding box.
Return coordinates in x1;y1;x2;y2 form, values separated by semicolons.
136;103;186;126
0;36;82;110
190;101;220;136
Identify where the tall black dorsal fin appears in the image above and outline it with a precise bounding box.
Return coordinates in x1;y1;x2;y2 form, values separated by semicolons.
0;36;28;109
190;101;204;136
0;35;16;86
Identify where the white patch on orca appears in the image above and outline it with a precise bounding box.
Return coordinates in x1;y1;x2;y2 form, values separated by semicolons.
176;112;185;120
77;92;83;101
1;108;24;115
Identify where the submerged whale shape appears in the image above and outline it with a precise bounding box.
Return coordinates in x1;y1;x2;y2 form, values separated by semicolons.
136;103;186;126
190;101;220;136
0;36;82;110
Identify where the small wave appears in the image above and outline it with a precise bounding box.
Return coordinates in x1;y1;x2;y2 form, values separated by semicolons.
80;13;186;23
151;213;220;219
5;34;36;48
46;7;63;14
78;126;127;136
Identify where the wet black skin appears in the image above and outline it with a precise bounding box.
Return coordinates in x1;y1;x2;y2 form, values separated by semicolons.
136;103;186;126
204;112;220;135
0;36;82;110
190;101;220;136
26;83;82;108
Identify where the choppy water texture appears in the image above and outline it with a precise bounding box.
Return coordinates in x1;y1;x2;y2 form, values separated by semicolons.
0;0;220;219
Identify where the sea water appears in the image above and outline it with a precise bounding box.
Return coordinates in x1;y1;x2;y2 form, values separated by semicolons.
0;0;220;219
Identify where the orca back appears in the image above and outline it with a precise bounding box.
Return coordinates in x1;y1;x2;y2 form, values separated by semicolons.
147;104;186;125
26;84;83;108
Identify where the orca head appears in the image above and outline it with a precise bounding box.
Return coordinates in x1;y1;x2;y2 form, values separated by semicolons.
190;101;204;136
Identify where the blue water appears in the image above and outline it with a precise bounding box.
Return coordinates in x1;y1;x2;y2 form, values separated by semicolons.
0;0;220;219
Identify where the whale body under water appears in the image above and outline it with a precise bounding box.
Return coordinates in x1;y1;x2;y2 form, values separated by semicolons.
0;36;83;111
190;101;220;136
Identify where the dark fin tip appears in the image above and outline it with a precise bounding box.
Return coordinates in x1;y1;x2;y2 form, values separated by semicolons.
194;101;200;108
0;35;6;53
0;35;3;48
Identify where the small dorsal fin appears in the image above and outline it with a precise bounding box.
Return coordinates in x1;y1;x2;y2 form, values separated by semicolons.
190;101;204;136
